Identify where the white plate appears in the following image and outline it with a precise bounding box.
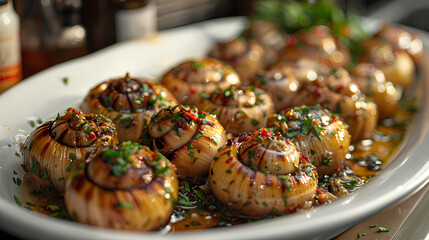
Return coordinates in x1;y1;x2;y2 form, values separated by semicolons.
0;17;429;240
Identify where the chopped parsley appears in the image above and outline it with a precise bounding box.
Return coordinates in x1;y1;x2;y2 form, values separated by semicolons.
378;227;390;232
62;77;69;85
115;202;134;209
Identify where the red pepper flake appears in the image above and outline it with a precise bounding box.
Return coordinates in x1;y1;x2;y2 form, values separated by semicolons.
88;132;96;141
173;86;179;92
152;153;158;159
302;156;310;163
284;109;291;115
253;130;260;137
332;117;339;122
189;85;197;94
225;156;234;164
238;134;251;142
286;36;297;47
315;88;322;96
260;128;272;137
316;189;326;194
184;112;198;121
285;208;296;214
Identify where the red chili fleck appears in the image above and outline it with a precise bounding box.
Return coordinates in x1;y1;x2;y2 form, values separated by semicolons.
184;112;198;121
137;156;145;162
285;208;296;214
88;132;96;141
286;36;297;47
284;109;291;114
238;134;251;142
302;156;310;163
152;153;158;159
333;117;339;122
173;86;179;92
316;189;326;194
260;128;272;137
225;157;234;164
315;88;322;96
253;130;259;137
189;85;197;94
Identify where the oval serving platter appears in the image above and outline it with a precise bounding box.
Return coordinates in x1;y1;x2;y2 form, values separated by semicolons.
0;17;428;240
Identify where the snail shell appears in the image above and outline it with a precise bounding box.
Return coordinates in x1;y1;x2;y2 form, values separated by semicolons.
159;58;241;105
284;68;378;142
196;85;275;136
351;63;402;120
81;73;178;142
242;20;286;66
209;37;266;84
375;23;423;66
21;108;118;193
65;142;178;231
209;129;318;217
267;105;351;175
279;57;330;83
281;26;350;68
141;105;227;178
361;39;415;89
248;62;301;112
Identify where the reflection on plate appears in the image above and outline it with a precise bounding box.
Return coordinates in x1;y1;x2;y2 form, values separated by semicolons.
0;17;428;240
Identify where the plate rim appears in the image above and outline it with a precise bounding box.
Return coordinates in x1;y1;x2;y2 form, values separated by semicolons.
0;16;428;240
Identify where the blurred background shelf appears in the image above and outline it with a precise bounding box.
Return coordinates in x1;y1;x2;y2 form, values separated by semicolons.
10;0;427;80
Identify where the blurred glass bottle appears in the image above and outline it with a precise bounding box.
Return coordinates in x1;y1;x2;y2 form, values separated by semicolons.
81;0;116;52
112;0;157;42
18;0;60;78
55;0;88;63
18;0;87;79
0;0;21;93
